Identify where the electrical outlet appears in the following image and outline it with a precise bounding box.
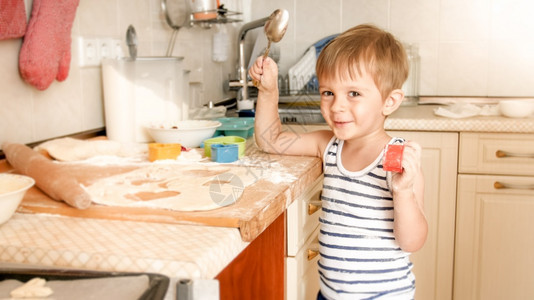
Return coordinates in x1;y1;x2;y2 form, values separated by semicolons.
78;37;123;67
110;39;124;59
99;38;113;60
78;37;99;67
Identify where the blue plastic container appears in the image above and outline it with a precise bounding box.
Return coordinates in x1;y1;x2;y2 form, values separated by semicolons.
211;144;239;163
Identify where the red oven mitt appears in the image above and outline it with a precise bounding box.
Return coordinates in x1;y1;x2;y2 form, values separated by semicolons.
18;0;80;90
383;144;404;173
0;0;27;40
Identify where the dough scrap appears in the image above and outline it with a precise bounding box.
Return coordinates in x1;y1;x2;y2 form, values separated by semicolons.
34;137;146;161
10;277;53;298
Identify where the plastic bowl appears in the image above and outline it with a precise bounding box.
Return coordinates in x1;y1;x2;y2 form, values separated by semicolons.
0;174;35;224
498;100;534;118
203;136;246;158
146;120;221;148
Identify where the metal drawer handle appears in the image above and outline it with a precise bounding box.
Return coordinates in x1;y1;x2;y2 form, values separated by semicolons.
496;150;534;159
494;181;534;190
307;244;320;261
308;201;322;215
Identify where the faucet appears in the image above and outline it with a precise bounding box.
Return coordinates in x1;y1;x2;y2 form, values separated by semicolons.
228;16;270;104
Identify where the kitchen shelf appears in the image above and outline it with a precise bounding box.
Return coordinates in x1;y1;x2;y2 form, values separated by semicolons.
190;9;242;27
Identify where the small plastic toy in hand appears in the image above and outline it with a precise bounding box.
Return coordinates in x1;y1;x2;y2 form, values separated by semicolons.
383;144;405;173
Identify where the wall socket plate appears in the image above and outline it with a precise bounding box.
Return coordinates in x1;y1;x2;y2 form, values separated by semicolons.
78;37;124;67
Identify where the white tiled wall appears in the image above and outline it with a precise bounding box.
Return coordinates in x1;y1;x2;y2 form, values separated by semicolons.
1;0;534;148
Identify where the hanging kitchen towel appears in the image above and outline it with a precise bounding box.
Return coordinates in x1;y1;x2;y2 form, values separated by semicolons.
18;0;80;90
0;0;27;40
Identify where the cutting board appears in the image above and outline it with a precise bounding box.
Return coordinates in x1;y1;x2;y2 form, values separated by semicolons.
1;152;322;242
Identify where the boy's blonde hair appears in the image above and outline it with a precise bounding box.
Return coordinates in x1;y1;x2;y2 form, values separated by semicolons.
316;24;409;100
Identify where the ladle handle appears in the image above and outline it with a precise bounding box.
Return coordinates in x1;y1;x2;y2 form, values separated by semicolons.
252;41;272;87
262;40;272;59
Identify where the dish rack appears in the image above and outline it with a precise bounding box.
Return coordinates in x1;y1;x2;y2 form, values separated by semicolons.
287;46;317;94
285;34;337;95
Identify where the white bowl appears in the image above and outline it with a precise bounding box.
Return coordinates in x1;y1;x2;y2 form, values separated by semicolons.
498;100;534;118
146;120;222;148
0;174;35;225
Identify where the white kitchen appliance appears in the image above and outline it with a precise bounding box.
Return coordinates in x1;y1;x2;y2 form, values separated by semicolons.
102;57;189;143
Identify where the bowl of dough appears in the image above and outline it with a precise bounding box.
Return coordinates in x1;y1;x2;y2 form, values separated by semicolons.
0;173;35;224
146;120;222;148
498;99;534;118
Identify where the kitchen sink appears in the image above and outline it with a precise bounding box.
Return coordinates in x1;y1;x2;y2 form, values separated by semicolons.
278;93;325;124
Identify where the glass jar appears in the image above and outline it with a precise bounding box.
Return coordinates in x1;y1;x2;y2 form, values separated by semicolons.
402;43;420;106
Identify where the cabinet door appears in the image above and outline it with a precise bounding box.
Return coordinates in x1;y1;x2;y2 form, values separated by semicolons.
389;131;458;300
455;174;534;300
286;227;320;300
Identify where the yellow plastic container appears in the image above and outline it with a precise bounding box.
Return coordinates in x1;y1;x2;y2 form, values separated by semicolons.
148;143;181;162
203;136;246;158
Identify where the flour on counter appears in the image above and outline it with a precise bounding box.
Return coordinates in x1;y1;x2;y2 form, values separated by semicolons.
262;169;297;184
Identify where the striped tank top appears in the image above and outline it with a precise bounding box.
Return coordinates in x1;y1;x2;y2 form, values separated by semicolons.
318;137;415;300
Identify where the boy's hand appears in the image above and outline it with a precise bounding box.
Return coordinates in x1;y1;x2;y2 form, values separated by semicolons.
249;56;278;96
390;141;422;193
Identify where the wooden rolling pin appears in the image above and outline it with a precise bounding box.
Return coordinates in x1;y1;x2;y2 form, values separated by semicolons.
3;142;92;209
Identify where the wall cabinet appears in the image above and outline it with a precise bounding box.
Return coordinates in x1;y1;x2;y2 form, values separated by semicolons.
454;133;534;300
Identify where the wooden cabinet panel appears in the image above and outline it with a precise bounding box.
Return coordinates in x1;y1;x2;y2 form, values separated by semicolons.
286;176;322;256
455;174;534;300
216;213;285;300
389;131;458;300
286;227;320;300
286;176;322;300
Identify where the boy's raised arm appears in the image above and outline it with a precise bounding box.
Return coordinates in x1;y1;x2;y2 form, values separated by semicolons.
249;57;331;158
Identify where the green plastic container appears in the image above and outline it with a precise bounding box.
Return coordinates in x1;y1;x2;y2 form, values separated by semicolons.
203;136;246;158
215;117;255;138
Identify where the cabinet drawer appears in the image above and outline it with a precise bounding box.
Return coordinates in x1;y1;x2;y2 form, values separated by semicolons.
287;175;322;257
459;132;534;176
286;227;320;300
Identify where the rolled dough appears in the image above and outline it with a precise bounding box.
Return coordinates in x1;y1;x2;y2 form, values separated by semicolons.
83;164;260;211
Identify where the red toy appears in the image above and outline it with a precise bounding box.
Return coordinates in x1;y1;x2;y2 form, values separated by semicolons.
383;144;404;173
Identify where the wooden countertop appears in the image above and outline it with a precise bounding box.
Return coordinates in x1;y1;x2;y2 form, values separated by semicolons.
0;140;322;280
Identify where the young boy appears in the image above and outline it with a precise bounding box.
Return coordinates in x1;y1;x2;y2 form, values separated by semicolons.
249;24;428;299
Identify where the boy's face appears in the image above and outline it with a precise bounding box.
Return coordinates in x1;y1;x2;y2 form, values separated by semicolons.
319;67;388;142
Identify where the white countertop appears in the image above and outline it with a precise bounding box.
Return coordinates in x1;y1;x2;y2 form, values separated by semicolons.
0;213;248;280
386;105;534;133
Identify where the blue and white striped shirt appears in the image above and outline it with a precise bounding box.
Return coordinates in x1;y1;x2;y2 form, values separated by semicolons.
318;137;415;300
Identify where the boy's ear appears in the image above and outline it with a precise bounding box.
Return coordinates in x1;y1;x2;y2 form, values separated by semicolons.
382;89;404;116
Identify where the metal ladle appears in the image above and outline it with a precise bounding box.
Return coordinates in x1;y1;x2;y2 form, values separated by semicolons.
253;9;289;86
262;9;289;59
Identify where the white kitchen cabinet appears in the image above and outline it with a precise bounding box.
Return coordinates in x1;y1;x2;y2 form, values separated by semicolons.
389;131;458;300
286;227;320;300
286;175;323;300
454;133;534;300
